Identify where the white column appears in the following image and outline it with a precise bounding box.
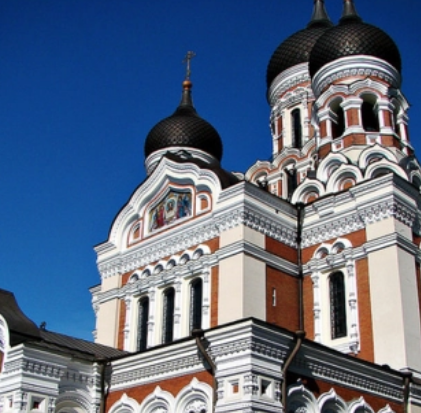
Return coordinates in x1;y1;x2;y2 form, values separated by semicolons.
202;267;211;329
173;281;182;340
123;296;132;351
346;260;359;353
148;288;156;347
311;271;322;343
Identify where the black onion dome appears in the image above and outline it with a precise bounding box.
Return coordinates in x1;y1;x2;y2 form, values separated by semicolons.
144;81;223;161
309;2;401;77
266;0;333;88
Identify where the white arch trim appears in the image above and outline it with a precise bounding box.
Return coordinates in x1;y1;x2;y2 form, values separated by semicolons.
348;397;375;413
291;179;325;204
139;387;174;413
358;144;398;170
364;160;407;181
317;389;347;413
326;164;363;193
108;394;139;413
174;378;212;413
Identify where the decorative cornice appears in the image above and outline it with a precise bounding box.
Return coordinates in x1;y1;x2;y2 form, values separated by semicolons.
97;185;297;279
268;63;310;106
302;175;420;247
312;56;401;98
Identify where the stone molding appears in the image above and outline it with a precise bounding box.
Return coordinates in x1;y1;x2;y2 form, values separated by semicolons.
98;195;297;279
311;56;401;98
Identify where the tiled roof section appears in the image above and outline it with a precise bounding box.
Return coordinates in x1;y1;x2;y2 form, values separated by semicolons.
309;21;402;77
36;330;127;360
266;24;332;88
0;289;41;345
266;0;333;89
144;83;223;161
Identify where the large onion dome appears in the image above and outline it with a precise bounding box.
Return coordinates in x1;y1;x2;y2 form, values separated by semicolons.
309;0;401;77
144;80;223;162
266;0;333;89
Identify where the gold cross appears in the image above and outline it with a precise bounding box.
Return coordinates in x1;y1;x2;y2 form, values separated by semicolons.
182;51;196;80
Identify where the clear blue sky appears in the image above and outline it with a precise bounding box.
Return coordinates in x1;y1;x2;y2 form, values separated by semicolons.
1;0;419;341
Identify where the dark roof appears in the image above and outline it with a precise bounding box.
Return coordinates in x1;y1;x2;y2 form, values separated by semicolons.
266;24;332;88
266;0;333;89
309;16;401;77
0;289;41;345
144;81;223;162
36;330;127;360
0;288;126;360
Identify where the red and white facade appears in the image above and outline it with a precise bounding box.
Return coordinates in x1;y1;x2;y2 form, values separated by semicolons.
2;1;421;413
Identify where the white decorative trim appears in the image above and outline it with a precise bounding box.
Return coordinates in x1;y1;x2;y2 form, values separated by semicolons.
139;387;174;413
312;56;401;98
268;63;310;106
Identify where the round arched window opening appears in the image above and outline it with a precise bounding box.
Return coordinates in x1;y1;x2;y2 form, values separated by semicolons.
330;99;345;139
361;94;379;132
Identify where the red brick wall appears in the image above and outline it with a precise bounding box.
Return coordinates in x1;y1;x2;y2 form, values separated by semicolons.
266;237;297;263
266;267;299;331
117;300;126;350
303;275;314;339
355;258;375;362
105;370;213;411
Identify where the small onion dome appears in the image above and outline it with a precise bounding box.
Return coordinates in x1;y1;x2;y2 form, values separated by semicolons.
309;0;401;77
144;80;223;162
266;0;333;89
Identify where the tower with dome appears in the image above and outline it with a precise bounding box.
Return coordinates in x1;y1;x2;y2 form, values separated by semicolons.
1;1;421;413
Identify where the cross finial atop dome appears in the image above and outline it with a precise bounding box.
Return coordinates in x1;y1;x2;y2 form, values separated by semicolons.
182;51;196;81
340;0;362;23
180;51;196;109
308;0;332;28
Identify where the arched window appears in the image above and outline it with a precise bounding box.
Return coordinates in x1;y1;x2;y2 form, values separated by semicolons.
331;100;345;139
190;278;203;332
286;167;297;200
137;297;149;351
329;272;347;339
162;287;175;344
291;109;302;148
361;99;379;132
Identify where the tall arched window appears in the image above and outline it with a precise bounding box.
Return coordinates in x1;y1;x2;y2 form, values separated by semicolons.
190;278;203;332
291;109;302;148
361;98;379;132
330;100;345;139
329;272;347;339
162;287;175;344
137;297;149;351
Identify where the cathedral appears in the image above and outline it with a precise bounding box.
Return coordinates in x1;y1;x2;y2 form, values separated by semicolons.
2;1;421;412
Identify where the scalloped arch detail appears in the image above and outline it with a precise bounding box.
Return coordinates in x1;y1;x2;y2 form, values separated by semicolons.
326;164;364;193
358;145;398;170
291;179;325;204
365;159;407;181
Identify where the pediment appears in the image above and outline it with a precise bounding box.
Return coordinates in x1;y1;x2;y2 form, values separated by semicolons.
102;157;224;252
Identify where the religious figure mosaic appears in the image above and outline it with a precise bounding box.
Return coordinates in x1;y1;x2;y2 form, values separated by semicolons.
149;190;192;232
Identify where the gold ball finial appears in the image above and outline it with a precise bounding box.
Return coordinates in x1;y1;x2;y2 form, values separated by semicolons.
183;79;192;90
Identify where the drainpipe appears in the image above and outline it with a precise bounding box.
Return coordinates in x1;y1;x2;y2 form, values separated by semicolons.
296;203;305;331
281;331;306;413
192;329;217;413
98;359;110;413
402;372;412;413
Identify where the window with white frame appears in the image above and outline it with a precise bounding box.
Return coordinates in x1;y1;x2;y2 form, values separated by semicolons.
137;296;149;351
329;271;347;339
189;278;203;333
162;287;175;344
